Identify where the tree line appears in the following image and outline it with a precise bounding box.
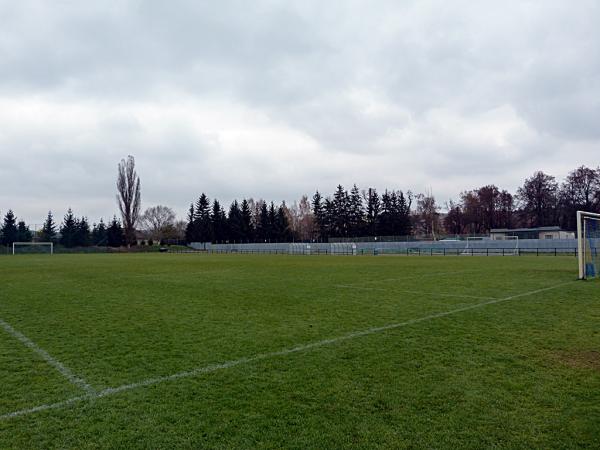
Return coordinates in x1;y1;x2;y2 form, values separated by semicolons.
444;167;600;235
2;165;599;247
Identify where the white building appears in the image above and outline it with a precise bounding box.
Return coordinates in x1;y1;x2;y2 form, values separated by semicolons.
490;226;575;240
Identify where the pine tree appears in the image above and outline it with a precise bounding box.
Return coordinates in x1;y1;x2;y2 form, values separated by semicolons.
322;198;335;240
365;188;380;236
59;209;78;248
185;203;196;243
16;221;33;242
348;184;364;237
333;185;350;237
240;199;254;242
1;210;18;245
195;194;212;242
378;190;394;236
227;200;244;242
75;217;91;246
312;191;326;241
211;200;227;243
396;191;412;236
256;202;270;241
268;202;277;241
40;211;57;243
107;216;125;247
92;219;108;246
275;203;292;241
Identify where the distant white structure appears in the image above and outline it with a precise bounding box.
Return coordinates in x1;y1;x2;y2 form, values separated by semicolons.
490;226;574;240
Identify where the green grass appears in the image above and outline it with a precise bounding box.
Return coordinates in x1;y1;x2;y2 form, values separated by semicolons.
0;253;598;449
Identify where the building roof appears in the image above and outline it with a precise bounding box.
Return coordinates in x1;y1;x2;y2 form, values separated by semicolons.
490;226;563;233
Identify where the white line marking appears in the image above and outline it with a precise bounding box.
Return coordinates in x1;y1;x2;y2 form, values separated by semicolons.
0;281;572;421
359;270;476;285
0;317;96;395
334;284;496;300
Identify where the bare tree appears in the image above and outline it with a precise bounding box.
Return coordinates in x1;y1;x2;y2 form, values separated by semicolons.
116;155;141;245
141;205;176;241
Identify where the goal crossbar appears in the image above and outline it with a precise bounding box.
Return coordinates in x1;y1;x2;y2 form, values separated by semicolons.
577;211;600;279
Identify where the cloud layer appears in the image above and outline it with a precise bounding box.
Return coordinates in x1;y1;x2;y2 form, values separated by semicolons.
1;0;599;224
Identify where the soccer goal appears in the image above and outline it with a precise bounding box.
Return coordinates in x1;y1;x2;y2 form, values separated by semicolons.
12;242;54;255
461;237;486;255
577;211;600;280
499;235;519;256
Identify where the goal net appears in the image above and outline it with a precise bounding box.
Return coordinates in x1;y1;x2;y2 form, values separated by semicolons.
12;242;54;255
578;211;600;280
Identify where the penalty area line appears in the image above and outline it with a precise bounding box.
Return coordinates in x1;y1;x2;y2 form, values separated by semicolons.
0;281;573;421
0;317;96;395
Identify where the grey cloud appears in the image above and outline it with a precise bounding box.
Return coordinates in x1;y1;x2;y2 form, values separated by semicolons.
1;0;600;223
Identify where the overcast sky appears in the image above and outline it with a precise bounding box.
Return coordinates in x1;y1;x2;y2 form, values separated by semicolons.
1;0;599;224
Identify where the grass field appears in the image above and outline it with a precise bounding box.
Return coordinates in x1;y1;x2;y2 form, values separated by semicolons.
0;253;599;449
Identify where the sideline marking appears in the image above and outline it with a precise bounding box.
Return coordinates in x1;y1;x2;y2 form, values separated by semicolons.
0;318;95;395
0;281;572;420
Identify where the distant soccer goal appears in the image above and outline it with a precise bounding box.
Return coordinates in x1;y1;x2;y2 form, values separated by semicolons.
461;237;486;256
577;211;600;280
12;242;54;255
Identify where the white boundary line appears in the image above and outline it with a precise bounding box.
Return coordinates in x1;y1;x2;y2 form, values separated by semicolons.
0;281;572;421
334;284;496;300
0;317;95;395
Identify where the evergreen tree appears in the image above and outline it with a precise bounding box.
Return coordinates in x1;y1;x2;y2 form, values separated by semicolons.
107;216;125;247
195;194;212;242
16;221;33;242
40;211;57;243
92;219;108;246
211;199;227;243
348;184;364;237
312;191;325;241
333;185;350;237
185;203;196;243
275;203;292;241
59;209;78;248
365;188;380;236
256;201;270;241
75;217;91;246
240;199;254;242
1;210;18;245
322;198;335;240
377;190;394;236
268;202;277;241
227;200;244;242
395;191;412;236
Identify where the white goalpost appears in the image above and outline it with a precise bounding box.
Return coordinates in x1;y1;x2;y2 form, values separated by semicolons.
577;211;600;280
12;242;54;255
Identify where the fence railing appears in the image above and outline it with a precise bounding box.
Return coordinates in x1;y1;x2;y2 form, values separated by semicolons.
166;247;585;257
